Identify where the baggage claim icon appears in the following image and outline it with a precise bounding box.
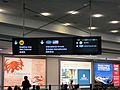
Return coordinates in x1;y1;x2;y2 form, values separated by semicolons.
19;40;24;45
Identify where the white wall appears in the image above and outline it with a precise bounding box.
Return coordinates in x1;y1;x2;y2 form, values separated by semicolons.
46;58;59;90
0;55;3;90
46;58;93;90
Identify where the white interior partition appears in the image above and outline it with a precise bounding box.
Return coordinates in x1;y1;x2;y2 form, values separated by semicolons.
46;58;59;90
0;55;3;90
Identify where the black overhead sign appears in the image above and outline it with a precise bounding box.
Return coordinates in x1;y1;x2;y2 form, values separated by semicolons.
12;36;101;55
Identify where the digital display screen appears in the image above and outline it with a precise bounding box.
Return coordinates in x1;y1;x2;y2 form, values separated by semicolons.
12;36;101;55
94;63;120;86
60;61;91;88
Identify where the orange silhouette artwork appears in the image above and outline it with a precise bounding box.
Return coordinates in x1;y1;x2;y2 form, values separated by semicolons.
4;58;24;73
32;76;44;85
34;76;43;82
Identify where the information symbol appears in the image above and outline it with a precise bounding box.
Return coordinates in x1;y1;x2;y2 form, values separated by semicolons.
14;41;18;45
19;40;24;45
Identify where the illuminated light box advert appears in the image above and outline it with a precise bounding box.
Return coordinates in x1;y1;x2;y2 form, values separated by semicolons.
4;57;46;88
94;63;120;86
60;61;91;88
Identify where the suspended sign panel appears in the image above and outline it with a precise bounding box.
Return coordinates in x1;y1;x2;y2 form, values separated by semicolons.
73;36;101;55
12;36;101;55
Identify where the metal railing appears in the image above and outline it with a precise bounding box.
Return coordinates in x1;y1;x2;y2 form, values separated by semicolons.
0;84;92;90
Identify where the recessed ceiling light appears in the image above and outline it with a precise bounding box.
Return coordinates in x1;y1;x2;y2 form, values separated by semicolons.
0;9;4;12
67;11;79;15
40;12;52;16
109;20;120;24
62;23;72;26
110;30;119;33
88;27;98;30
92;14;104;17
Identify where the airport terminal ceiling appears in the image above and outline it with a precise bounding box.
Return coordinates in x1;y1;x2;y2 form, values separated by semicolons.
0;0;120;59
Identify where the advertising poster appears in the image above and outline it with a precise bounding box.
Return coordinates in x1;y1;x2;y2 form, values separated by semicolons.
60;61;91;86
94;63;113;85
4;57;46;87
113;64;120;86
78;69;90;84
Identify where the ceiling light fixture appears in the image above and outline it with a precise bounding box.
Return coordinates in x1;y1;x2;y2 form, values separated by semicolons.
92;14;104;17
88;27;98;30
110;30;119;33
67;11;79;15
62;23;72;26
40;12;52;16
0;9;4;12
109;20;120;24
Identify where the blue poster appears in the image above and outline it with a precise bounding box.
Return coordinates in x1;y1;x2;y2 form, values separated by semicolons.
94;63;112;85
78;69;90;85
